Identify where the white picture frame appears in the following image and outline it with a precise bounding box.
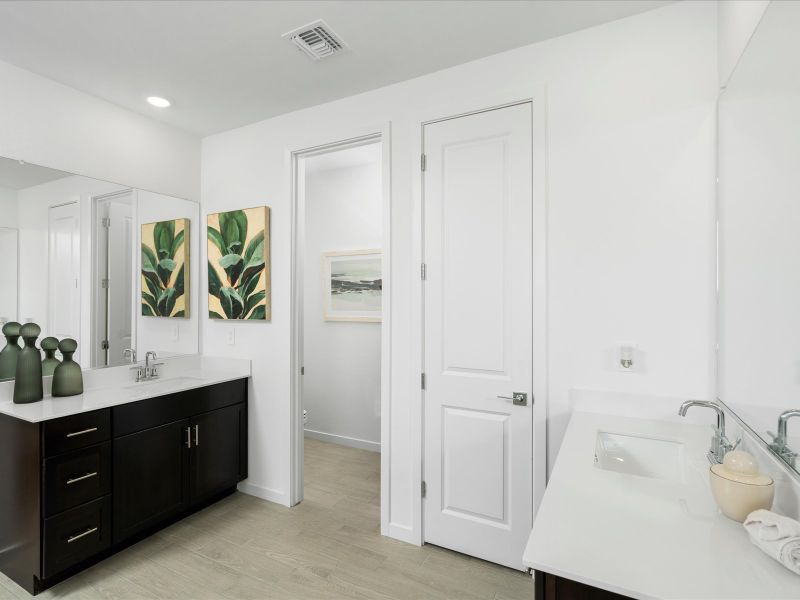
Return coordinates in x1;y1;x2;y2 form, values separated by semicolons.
322;249;382;322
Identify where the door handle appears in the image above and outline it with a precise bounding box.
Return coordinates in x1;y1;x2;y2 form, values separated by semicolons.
497;392;528;406
194;424;199;447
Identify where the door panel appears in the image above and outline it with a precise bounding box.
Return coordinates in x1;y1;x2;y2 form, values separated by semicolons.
190;404;241;506
423;103;533;570
48;203;80;356
107;199;133;366
113;419;189;543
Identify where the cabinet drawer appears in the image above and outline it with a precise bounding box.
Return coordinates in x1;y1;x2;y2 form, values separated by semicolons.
43;496;111;579
43;410;111;457
43;442;111;517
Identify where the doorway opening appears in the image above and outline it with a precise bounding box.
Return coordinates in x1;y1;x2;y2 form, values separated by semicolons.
290;133;388;529
91;190;135;368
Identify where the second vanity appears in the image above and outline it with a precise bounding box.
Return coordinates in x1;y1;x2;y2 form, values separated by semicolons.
524;412;800;600
0;357;250;595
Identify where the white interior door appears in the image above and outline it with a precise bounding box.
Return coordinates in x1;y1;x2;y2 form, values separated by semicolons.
107;198;133;366
422;102;533;570
48;202;81;357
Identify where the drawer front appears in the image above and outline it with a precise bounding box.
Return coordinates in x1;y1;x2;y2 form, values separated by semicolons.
43;496;111;579
43;410;111;457
43;442;111;517
113;378;247;437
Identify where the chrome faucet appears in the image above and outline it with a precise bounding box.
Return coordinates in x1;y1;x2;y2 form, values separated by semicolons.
122;348;137;364
678;400;735;464
769;409;800;467
130;351;163;383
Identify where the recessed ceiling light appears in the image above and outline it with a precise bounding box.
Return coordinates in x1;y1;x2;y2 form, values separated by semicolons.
146;96;171;108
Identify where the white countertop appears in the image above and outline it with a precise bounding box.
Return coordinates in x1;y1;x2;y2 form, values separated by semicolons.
523;412;800;599
0;368;249;423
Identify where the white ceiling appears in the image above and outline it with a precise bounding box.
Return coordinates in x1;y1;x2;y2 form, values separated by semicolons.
0;1;674;136
0;157;71;190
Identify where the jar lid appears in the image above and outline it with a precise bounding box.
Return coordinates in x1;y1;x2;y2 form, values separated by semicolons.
710;450;773;486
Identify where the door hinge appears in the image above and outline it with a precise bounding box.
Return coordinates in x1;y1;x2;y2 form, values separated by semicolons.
420;263;426;280
100;278;109;289
421;372;426;390
421;481;427;498
301;366;305;375
102;217;111;228
101;340;109;350
421;153;427;172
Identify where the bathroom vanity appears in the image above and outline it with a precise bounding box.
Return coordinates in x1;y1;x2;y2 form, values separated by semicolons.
524;412;800;600
0;374;248;595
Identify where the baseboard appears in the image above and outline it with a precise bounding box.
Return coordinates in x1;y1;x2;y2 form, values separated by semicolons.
304;428;380;453
237;481;289;507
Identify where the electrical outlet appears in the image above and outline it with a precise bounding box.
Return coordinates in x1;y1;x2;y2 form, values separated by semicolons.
226;328;235;346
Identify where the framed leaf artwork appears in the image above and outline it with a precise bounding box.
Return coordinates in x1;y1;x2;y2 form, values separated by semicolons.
141;219;190;318
207;206;270;320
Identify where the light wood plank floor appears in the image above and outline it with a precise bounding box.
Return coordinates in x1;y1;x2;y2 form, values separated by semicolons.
0;438;531;599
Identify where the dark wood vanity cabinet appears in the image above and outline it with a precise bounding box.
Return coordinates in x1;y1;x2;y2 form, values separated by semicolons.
535;570;633;600
0;378;248;595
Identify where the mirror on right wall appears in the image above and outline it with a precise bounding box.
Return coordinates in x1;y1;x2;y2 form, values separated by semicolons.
718;1;800;474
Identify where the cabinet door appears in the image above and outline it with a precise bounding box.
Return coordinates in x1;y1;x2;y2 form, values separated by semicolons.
113;419;190;543
190;404;242;506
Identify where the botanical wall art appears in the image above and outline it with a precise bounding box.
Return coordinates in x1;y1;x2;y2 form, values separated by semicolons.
323;249;382;322
207;206;270;320
141;219;189;318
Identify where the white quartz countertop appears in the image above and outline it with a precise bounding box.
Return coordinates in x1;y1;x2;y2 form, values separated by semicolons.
523;412;800;599
0;368;249;423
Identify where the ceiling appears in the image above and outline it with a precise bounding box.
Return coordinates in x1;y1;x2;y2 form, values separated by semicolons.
0;157;71;190
0;1;674;136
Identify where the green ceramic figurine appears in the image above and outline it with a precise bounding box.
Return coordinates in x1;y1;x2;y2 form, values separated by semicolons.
13;322;43;404
41;336;61;376
0;321;22;381
52;338;83;397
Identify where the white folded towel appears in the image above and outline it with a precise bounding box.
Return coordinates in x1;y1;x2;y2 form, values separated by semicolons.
743;509;800;575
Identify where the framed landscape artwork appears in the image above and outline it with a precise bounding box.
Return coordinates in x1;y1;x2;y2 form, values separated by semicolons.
323;249;382;322
207;206;271;320
141;219;189;318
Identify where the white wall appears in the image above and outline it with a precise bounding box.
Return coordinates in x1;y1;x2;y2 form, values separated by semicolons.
136;190;201;358
0;186;18;227
717;0;770;87
0;58;199;201
201;1;717;541
303;160;382;451
17;175;126;364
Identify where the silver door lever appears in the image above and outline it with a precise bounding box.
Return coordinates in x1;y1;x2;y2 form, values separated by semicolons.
498;392;528;406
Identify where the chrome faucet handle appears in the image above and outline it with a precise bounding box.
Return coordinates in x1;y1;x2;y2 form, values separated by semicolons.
122;348;137;364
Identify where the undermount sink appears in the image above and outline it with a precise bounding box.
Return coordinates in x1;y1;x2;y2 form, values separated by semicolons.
124;376;205;391
594;431;686;483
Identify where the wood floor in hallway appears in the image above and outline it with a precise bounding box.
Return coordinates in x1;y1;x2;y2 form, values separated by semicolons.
0;437;531;599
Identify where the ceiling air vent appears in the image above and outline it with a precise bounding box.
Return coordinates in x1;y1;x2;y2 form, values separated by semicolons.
283;20;348;61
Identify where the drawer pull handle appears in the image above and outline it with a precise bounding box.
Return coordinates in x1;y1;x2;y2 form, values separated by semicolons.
67;472;98;485
66;427;98;438
67;527;98;544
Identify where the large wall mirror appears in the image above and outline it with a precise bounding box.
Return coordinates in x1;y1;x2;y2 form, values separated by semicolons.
718;2;800;473
0;156;199;381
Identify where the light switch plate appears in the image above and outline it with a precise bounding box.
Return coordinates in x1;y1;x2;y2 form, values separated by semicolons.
171;324;179;341
226;328;235;346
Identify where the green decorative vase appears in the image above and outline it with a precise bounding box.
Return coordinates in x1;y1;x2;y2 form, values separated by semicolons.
0;321;22;380
14;323;43;404
41;337;61;377
52;338;83;397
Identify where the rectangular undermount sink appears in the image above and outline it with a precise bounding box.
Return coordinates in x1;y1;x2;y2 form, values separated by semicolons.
124;376;205;391
594;431;686;483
